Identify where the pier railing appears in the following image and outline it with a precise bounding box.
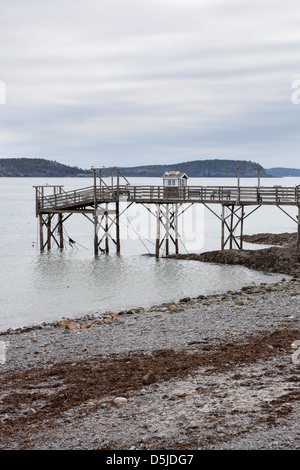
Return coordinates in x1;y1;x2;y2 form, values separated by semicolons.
36;184;300;212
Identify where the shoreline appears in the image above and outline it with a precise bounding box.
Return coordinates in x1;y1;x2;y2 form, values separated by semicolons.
0;232;300;450
0;271;290;338
0;274;293;338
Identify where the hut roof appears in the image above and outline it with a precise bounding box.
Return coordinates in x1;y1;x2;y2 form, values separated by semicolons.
162;171;188;179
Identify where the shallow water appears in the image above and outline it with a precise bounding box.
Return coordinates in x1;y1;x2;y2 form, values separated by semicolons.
0;176;297;331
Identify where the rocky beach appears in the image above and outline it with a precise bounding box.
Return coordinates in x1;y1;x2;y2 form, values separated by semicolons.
0;232;299;451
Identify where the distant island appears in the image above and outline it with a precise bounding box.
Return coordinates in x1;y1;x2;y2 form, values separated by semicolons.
121;159;268;178
0;157;298;178
266;167;300;177
0;158;92;177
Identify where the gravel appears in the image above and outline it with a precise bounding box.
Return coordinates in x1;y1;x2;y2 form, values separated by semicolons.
0;275;300;450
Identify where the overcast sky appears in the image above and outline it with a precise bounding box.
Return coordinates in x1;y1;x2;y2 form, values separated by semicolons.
0;0;300;169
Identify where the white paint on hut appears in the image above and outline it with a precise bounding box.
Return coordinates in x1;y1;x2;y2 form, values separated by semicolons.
162;171;188;197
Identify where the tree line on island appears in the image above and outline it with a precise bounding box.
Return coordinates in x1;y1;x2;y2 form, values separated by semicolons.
0;157;298;178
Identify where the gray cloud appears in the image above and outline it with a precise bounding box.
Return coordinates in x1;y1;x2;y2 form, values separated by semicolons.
0;0;300;169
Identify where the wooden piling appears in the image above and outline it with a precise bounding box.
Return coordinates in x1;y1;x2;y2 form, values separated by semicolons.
58;213;64;249
116;201;120;253
105;203;109;254
156;204;160;258
47;215;51;250
39;214;44;251
165;204;169;256
174;204;179;254
94;214;99;256
298;206;300;248
221;205;225;250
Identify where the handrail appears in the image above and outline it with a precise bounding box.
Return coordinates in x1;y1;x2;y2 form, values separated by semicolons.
36;184;300;212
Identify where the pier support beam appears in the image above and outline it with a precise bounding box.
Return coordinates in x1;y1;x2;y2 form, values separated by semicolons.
298;206;300;248
221;204;245;250
94;202;121;255
58;213;64;249
39;214;44;250
94;214;99;255
155;204;160;258
116;201;120;253
38;213;66;251
155;203;180;258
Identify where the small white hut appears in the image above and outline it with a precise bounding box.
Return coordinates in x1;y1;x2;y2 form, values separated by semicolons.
162;171;188;197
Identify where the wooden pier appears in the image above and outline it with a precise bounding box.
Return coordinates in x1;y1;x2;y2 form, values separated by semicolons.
34;167;300;257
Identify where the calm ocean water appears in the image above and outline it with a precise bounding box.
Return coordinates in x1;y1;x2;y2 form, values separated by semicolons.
0;176;298;332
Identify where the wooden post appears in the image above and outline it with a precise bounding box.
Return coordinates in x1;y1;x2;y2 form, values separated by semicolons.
298;206;300;248
240;205;244;249
237;166;242;187
165;204;169;256
58;213;64;249
229;205;234;249
47;215;52;250
156;204;160;258
175;204;179;254
39;214;44;251
116;201;120;253
94;214;99;255
93;168;99;255
105;203;109;253
256;167;261;187
221;205;225;250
